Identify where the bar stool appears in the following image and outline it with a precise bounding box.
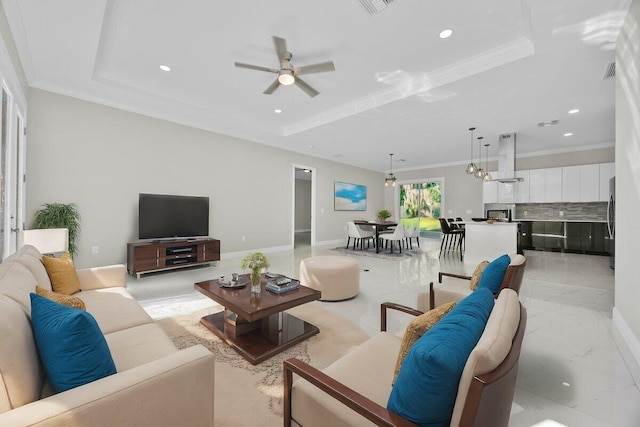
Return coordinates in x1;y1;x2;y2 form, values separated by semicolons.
439;218;464;260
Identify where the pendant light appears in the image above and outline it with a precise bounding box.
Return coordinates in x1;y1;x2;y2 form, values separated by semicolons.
465;127;477;174
483;143;492;182
474;137;485;179
384;153;397;186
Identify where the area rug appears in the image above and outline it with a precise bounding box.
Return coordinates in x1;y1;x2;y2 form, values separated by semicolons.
157;303;369;427
332;245;422;259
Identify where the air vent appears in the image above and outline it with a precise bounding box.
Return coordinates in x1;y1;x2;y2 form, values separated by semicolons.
537;120;559;127
359;0;395;15
603;62;615;80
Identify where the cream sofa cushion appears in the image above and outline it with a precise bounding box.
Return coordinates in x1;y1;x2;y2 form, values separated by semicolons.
0;262;37;312
105;324;177;372
0;295;44;413
450;288;520;426
76;288;153;335
292;332;400;427
10;245;52;291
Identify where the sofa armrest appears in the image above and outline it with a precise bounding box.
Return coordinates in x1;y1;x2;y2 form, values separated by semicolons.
77;264;126;290
0;345;214;427
284;358;417;427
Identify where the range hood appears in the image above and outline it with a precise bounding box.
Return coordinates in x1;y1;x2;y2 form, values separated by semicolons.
493;133;524;183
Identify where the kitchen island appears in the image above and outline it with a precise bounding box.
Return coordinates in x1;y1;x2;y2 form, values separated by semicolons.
464;222;519;264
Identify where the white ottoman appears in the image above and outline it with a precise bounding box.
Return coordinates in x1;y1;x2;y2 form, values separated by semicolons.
299;256;360;301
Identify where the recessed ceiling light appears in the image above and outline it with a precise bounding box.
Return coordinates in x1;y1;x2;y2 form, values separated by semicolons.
439;29;454;39
159;64;172;72
274;109;282;113
568;109;580;114
564;132;573;137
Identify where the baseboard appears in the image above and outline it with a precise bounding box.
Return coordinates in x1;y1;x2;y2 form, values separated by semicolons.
612;307;640;386
314;238;345;247
220;245;293;260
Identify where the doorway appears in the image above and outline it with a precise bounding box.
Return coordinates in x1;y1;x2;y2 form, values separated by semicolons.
398;179;444;239
293;166;316;248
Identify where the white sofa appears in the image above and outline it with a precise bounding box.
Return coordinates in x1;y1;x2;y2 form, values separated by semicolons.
0;245;215;426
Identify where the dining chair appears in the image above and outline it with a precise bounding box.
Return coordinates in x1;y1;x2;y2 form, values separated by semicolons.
346;221;375;250
379;223;405;253
404;226;420;249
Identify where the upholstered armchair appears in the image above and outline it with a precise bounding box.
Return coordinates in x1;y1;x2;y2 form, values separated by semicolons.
418;253;526;311
283;289;527;427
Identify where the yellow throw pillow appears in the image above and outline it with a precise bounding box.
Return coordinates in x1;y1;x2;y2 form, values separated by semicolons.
393;301;457;384
41;253;81;295
469;260;490;291
36;286;86;311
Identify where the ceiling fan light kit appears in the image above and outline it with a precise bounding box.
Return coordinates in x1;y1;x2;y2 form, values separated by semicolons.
235;36;335;97
278;69;295;85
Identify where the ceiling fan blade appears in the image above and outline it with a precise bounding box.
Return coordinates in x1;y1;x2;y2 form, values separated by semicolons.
294;78;319;97
273;36;288;62
296;61;335;76
263;79;281;95
234;62;278;73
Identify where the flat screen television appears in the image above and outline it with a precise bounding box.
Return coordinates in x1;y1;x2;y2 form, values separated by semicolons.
138;193;209;240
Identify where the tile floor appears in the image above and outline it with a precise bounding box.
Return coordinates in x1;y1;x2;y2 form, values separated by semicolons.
127;237;640;427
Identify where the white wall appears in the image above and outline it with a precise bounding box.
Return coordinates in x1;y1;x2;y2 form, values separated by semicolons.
614;0;640;366
26;89;383;268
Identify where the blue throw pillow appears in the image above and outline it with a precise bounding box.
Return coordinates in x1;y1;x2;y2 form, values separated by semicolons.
477;254;511;294
30;293;117;392
387;288;494;426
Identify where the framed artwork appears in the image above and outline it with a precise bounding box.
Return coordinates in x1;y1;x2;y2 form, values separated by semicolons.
334;181;367;211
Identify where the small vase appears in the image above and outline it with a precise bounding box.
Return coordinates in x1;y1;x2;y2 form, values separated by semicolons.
250;270;262;294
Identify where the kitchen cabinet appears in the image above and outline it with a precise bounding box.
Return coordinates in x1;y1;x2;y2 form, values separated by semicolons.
562;164;600;202
591;223;608;253
482;171;498;204
498;181;514;203
599;162;615;201
514;170;529;203
523;221;609;255
565;223;591;251
519;221;532;249
528;169;546;202
545;168;563;202
562;166;581;202
580;164;600;202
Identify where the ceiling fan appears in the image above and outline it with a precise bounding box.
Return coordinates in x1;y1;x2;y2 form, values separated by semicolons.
234;36;335;98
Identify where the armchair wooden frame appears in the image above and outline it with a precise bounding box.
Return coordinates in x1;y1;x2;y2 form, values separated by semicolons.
283;299;527;427
430;258;527;310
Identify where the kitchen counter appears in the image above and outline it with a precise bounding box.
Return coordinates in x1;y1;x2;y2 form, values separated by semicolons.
518;220;610;255
464;222;518;264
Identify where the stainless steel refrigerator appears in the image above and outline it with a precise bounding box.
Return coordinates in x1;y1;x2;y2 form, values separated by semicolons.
607;177;615;269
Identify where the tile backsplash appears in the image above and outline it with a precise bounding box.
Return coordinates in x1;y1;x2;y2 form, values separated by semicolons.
515;202;607;221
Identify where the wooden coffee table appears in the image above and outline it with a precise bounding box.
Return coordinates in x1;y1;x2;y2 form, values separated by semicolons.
194;274;321;365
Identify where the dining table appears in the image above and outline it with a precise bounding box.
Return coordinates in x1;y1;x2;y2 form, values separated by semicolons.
354;220;398;253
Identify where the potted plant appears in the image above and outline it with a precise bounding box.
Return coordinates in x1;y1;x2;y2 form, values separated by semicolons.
33;203;81;257
241;252;270;294
377;209;392;222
